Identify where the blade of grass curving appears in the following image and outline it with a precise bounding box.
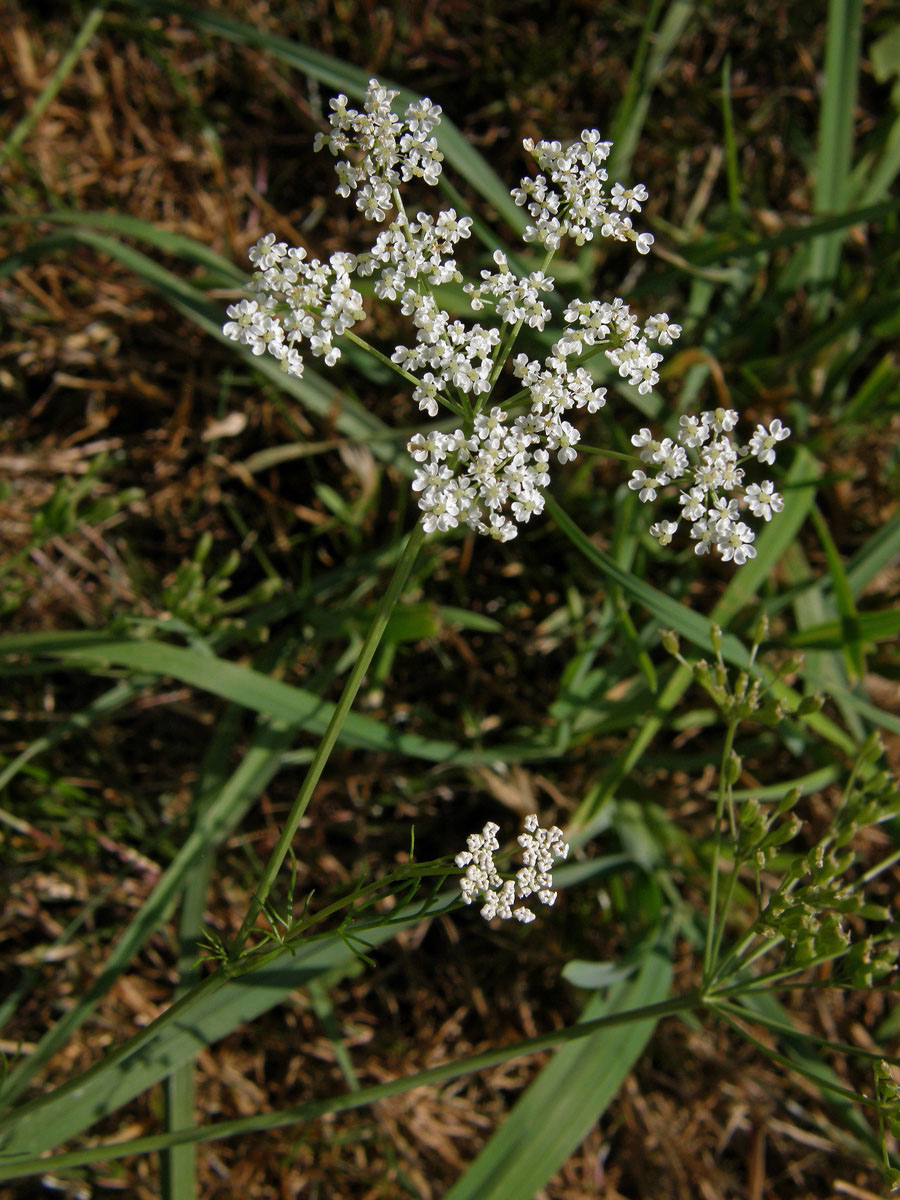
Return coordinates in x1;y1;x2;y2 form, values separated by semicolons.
0;711;299;1110
685;198;900;268
0;210;246;283
801;504;861;686
443;933;672;1200
845;511;900;597
843;351;900;422
0;631;560;764
0;6;106;171
0;938;691;1174
806;0;863;316
116;0;524;233
545;498;747;663
0;633;459;759
781;541;865;741
606;0;695;181
850;108;900;206
786;609;900;651
3;228;408;472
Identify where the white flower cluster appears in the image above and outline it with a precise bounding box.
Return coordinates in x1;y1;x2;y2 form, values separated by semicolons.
628;410;791;564
512;131;654;253
404;292;679;539
463;249;555;329
356;208;474;298
455;815;569;924
313;80;444;220
222;78;703;547
223;238;364;377
561;298;681;395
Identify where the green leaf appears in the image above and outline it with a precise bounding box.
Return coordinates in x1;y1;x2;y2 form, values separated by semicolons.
0;897;449;1158
806;0;863;313
786;609;900;650
116;0;525;233
443;934;672;1199
0;631;555;765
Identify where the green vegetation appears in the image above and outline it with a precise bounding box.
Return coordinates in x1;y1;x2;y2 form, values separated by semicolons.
2;3;899;1196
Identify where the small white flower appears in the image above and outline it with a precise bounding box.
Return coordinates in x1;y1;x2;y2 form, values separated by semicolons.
745;480;784;521
649;520;679;546
456;815;567;924
749;419;791;466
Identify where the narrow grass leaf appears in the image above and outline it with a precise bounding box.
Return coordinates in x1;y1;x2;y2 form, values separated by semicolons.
443;936;672;1199
0;713;300;1109
0;633;459;760
0;210;245;282
607;0;695;181
806;0;863;313
786;609;900;651
809;507;864;679
0;6;106;171
117;0;525;232
845;511;900;597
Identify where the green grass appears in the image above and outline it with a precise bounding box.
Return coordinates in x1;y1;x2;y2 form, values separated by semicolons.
1;3;899;1196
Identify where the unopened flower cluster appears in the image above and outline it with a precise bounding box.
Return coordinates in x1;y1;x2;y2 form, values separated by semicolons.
223;78;692;543
455;815;569;923
628;410;791;563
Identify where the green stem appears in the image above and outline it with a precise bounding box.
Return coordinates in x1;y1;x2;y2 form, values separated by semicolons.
702;718;738;985
707;852;741;974
0;990;702;1181
229;521;428;958
859;845;900;886
0;6;106;172
485;246;557;393
342;329;465;418
709;946;857;998
716;1009;877;1110
577;444;640;463
709;924;786;989
711;997;900;1069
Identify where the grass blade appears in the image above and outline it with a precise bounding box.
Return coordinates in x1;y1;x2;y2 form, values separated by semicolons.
806;0;863;314
117;0;525;233
444;934;672;1199
0;631;564;764
607;1;695;181
0;6;106;171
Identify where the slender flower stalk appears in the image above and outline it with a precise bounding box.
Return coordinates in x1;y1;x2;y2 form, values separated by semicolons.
229;523;427;957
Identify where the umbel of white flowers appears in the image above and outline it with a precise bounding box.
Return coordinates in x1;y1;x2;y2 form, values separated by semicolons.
223;79;789;558
629;411;791;565
455;815;570;924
